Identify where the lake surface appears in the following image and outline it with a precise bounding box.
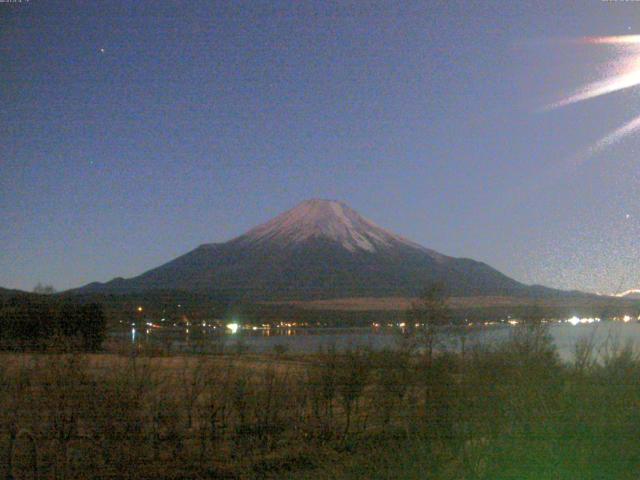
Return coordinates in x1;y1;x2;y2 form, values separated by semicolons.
229;323;640;361
120;322;640;362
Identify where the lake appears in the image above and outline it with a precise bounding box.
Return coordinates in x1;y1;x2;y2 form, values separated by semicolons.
120;321;640;362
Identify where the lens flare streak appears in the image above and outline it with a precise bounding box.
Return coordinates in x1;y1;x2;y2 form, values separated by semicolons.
583;35;640;45
545;64;640;110
545;35;640;155
589;114;640;156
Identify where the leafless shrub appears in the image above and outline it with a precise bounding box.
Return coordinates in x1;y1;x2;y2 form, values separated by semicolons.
305;348;339;441
336;349;372;440
178;356;210;430
573;330;599;374
0;358;35;480
369;349;413;429
12;429;38;480
196;360;233;462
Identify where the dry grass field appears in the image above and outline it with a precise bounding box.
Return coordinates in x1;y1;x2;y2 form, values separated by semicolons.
2;323;640;479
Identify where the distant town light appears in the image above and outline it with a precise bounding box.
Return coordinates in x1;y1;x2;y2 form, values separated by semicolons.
227;323;239;334
137;306;143;312
567;316;600;326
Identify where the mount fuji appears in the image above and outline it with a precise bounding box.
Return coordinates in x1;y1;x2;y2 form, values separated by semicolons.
74;199;571;300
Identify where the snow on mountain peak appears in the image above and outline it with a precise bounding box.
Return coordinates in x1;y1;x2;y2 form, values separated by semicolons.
241;199;422;253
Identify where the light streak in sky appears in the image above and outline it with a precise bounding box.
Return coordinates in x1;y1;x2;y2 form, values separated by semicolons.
544;35;640;156
566;112;640;167
544;58;640;110
587;113;640;157
582;35;640;45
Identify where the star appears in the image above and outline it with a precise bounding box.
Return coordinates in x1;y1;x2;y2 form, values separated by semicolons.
99;48;105;54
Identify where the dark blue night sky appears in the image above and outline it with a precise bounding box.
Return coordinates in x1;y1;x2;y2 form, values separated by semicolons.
3;1;640;293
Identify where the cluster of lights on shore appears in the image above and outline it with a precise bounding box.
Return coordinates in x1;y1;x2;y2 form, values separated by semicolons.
389;314;638;329
128;305;639;343
503;314;637;327
128;305;319;341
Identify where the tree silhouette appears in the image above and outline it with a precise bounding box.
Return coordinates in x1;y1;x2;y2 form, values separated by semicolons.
33;283;56;294
406;282;452;365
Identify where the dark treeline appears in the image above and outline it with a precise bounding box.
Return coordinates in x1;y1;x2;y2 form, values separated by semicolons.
62;290;640;329
224;297;640;326
0;295;106;351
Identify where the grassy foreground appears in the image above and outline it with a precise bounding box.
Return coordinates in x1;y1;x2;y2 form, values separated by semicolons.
1;325;640;479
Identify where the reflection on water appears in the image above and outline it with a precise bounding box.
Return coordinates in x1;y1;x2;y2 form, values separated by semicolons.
113;321;640;361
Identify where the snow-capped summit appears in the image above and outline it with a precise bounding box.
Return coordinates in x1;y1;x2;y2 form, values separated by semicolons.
615;289;640;299
241;199;423;253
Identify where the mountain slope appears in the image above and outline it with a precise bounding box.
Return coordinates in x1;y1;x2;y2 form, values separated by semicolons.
74;199;573;300
0;287;31;298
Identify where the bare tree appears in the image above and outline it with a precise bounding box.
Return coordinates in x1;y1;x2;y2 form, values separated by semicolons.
336;349;371;440
405;282;452;365
179;356;209;430
32;283;55;295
